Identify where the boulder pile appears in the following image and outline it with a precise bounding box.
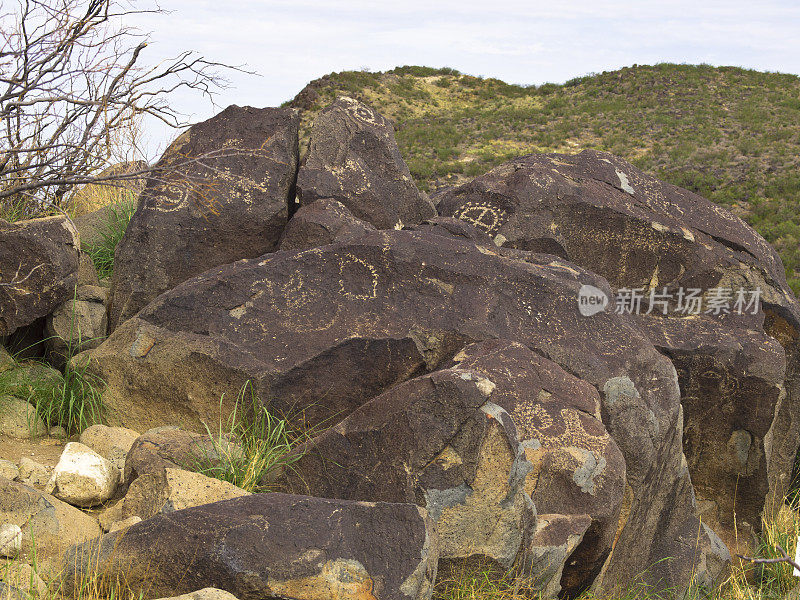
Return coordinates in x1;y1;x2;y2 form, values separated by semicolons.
2;96;799;600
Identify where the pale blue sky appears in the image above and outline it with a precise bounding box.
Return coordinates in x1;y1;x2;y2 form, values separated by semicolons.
127;0;800;153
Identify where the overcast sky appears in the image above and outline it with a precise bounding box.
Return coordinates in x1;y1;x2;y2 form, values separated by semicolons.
127;0;800;153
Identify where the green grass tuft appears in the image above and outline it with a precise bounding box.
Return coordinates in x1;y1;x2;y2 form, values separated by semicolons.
82;198;136;279
194;382;309;493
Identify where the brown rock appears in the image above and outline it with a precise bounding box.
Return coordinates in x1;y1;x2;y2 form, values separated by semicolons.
297;96;435;229
119;468;248;521
123;428;238;490
0;215;80;336
62;493;438;600
0;477;101;564
279;198;375;251
109;105;300;331
448;341;626;596
281;366;533;572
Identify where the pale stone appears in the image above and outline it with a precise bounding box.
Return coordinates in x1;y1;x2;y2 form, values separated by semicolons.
46;442;119;507
17;458;51;488
0;461;18;481
79;424;140;478
0;523;22;557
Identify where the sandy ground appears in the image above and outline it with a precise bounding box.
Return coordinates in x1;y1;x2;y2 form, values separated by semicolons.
0;434;69;467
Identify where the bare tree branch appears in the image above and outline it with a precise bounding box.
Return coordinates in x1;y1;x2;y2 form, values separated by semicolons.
0;0;254;216
738;543;800;574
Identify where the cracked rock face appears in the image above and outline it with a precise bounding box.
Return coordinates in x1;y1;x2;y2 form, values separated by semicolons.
279;198;376;252
447;341;625;596
281;340;625;598
297;96;436;230
437;149;800;562
0;215;80;336
61;493;439;600
279;366;533;573
110;105;300;331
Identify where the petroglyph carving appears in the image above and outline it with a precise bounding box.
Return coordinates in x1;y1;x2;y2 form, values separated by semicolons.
514;402;609;458
453;201;506;235
341;96;380;126
338;254;379;300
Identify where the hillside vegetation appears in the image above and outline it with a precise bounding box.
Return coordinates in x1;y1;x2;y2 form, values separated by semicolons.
288;63;800;294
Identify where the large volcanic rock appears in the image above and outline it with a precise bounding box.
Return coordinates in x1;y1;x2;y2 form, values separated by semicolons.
109;105;299;331
437;149;800;558
62;493;438;600
280;365;534;577
83;229;727;592
0;215;80;336
447;341;626;595
296;96;435;229
280;340;625;597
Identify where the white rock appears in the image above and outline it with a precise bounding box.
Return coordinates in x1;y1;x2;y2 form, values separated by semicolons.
0;523;22;557
0;460;18;481
0;397;46;439
79;424;140;478
46;442;119;507
17;458;51;488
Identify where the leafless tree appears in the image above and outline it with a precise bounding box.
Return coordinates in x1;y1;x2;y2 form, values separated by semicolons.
0;0;245;216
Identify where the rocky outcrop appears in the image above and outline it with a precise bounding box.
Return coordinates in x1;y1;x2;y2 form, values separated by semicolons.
109;105;300;331
447;341;626;595
62;493;438;600
0;215;80;336
82;228;726;592
437;149;800;566
281;341;625;597
297;96;435;229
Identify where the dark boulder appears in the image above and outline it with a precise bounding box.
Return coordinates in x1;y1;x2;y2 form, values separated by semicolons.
296;96;435;229
438;149;800;564
0;215;80;336
279;198;375;251
281;340;626;597
280;366;534;575
62;493;438;600
83;229;727;592
109;105;299;331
